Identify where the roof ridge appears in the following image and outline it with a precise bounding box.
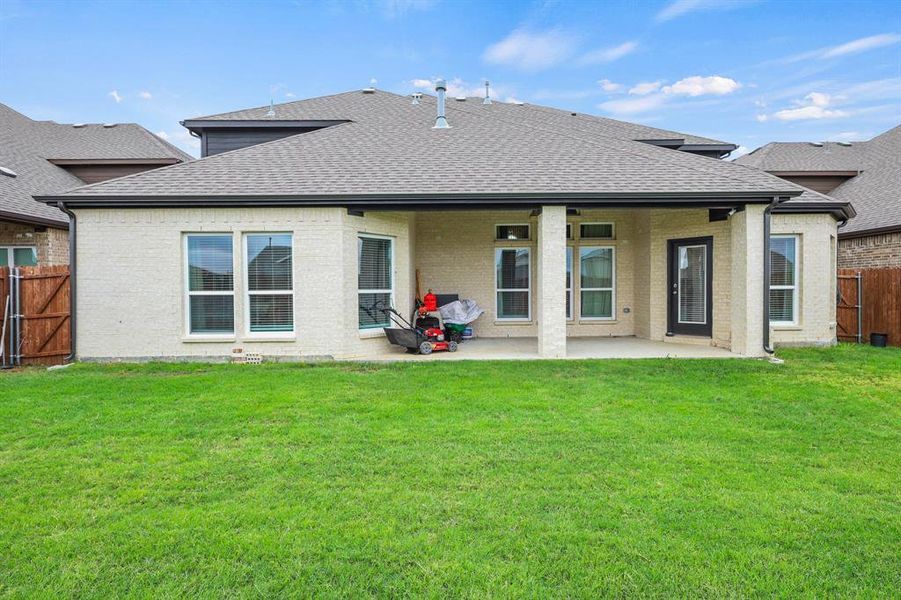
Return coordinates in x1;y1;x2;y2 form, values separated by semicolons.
186;89;409;121
445;100;800;195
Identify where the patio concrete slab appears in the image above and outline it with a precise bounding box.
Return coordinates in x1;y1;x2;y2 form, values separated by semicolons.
357;336;737;361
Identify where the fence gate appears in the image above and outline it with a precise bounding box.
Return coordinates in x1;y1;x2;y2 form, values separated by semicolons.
836;271;861;343
1;265;71;367
837;267;901;347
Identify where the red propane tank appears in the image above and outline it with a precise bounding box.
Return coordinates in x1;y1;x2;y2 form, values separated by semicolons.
423;290;438;312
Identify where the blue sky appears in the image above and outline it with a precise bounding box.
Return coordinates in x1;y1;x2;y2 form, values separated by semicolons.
1;0;899;157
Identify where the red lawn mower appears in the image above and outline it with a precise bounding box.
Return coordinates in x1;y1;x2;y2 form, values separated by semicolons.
365;300;458;355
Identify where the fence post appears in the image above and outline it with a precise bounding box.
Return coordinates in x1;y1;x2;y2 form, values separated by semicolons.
856;271;862;344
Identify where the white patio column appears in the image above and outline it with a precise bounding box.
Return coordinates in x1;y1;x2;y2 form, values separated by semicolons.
537;205;567;358
730;204;766;356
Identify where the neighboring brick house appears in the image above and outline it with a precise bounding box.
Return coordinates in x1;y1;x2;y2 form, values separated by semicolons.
736;125;901;268
0;103;192;266
38;84;853;360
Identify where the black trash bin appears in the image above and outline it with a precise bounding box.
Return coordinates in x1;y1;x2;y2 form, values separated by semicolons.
870;332;888;347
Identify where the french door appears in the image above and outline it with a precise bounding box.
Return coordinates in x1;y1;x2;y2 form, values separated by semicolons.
667;237;713;337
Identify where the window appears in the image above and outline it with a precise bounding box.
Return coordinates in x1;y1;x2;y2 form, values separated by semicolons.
495;224;530;241
565;246;573;320
185;234;234;335
496;248;530;320
770;235;798;324
0;246;37;267
580;247;615;319
358;235;393;329
580;222;615;240
245;233;293;334
566;223;573;239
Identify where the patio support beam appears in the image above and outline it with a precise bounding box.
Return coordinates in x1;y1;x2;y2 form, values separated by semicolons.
730;204;766;356
537;205;567;358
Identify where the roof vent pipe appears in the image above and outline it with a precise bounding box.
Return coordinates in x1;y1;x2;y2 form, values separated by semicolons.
433;79;450;129
411;92;422;105
483;80;492;105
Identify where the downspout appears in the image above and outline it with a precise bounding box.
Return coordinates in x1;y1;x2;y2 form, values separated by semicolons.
762;196;788;354
56;202;76;362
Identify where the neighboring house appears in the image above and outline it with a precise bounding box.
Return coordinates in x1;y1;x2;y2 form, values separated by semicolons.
37;84;853;360
736;125;901;268
0;103;192;266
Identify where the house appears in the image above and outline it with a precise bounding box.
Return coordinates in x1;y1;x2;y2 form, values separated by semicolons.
0;102;192;266
735;125;900;268
36;83;854;360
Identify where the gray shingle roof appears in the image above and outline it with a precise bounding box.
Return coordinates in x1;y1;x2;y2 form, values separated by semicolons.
829;125;901;234
49;90;834;206
0;103;192;226
736;124;900;234
189;91;733;147
734;141;865;171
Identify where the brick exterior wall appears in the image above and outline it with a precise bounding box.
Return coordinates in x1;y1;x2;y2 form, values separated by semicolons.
838;232;901;268
770;213;838;347
71;206;838;360
0;220;69;265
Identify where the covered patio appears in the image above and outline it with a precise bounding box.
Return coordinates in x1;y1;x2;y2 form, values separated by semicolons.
359;336;736;361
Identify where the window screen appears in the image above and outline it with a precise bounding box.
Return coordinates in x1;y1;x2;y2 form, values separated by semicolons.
496;224;530;241
358;236;393;329
770;236;798;324
496;248;530;319
186;235;234;334
580;247;614;319
580;223;614;239
246;233;293;333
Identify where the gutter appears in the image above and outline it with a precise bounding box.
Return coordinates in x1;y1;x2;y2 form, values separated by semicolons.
763;196;789;355
55;202;76;362
35;190;803;208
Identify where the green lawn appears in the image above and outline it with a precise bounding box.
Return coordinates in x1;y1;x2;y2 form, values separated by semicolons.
1;345;899;598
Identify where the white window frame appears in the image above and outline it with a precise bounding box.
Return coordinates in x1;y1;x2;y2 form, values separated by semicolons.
566;246;573;320
183;233;236;338
358;233;395;331
579;222;615;240
243;233;295;337
0;245;38;267
769;234;799;326
495;223;531;241
579;246;616;321
495;247;531;321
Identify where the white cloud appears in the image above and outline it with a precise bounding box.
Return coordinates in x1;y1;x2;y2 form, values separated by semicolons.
656;0;755;23
598;94;667;114
598;79;622;93
662;75;741;96
108;89;122;103
755;114;768;122
156;129;200;154
578;41;638;65
483;28;577;71
285;92;296;98
379;0;437;17
828;131;862;141
410;77;509;100
783;33;901;63
821;33;901;58
729;145;751;160
629;81;662;95
138;91;152;100
765;92;849;121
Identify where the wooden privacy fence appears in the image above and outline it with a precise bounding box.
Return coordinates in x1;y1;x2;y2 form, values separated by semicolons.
837;267;901;347
1;265;71;367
